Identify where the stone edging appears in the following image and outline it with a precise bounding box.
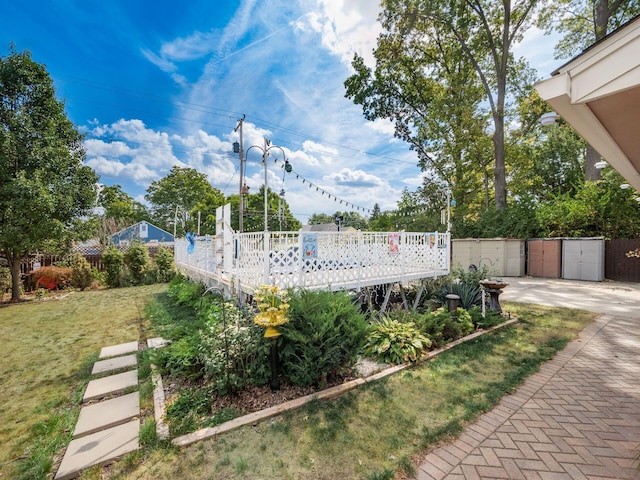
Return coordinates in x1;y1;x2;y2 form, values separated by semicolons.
152;318;518;447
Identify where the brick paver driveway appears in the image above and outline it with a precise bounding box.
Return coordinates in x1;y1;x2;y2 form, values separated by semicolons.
417;278;640;479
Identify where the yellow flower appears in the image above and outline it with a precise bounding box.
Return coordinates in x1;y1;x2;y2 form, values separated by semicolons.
253;284;290;330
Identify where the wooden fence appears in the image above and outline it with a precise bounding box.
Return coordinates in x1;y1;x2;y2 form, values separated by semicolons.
18;245;173;276
605;239;640;282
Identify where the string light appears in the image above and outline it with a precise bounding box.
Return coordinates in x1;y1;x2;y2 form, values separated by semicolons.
268;156;374;214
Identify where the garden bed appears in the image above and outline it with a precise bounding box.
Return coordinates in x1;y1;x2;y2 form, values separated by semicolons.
148;273;511;446
151;317;518;447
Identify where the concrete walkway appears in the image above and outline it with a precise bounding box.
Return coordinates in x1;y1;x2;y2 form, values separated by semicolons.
54;341;141;480
417;277;640;479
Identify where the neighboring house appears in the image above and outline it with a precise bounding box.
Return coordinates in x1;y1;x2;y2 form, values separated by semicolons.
111;221;175;247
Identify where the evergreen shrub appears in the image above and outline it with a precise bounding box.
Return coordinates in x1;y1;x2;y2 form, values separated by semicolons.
102;245;124;287
124;241;151;285
154;246;175;282
69;253;93;290
279;289;369;387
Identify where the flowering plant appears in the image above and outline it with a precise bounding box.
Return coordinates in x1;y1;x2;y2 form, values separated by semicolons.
252;284;290;337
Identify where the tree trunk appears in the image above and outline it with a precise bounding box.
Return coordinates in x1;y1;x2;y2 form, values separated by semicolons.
584;143;603;182
7;254;23;302
493;114;507;209
584;1;609;183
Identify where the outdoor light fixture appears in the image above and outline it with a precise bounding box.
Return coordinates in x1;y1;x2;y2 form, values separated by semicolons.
595;160;608;170
539;111;558;126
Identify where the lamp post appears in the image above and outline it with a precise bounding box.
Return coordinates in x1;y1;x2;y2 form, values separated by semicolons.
173;206;188;238
245;139;288;232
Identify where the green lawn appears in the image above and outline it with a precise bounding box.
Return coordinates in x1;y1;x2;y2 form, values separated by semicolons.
0;284;167;479
0;287;595;480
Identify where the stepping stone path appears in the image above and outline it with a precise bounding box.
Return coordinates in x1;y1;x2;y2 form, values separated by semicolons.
54;341;142;480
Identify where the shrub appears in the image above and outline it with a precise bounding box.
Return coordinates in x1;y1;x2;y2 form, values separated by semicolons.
364;317;431;364
437;282;481;310
200;303;271;394
155;333;205;380
91;266;107;287
279;289;370;387
31;266;73;290
69;253;93;290
102;245;124;287
124;242;151;285
414;307;474;348
167;275;205;309
154;246;175;282
468;306;505;329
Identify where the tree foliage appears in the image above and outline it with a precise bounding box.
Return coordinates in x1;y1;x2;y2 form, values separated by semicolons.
0;47;98;300
538;0;640;59
98;184;149;224
346;0;541;211
238;186;301;232
145;166;225;235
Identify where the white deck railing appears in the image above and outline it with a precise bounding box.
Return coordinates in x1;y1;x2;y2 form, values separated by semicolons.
175;230;450;295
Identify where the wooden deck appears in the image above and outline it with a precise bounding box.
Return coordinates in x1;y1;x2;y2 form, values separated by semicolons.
175;229;450;297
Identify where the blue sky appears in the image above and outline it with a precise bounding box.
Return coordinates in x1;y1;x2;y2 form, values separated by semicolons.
2;1;559;224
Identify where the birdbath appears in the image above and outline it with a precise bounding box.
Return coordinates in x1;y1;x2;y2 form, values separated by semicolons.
479;279;509;314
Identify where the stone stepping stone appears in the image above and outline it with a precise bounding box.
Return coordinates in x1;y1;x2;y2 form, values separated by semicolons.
73;392;140;438
99;341;138;359
147;337;169;349
54;420;139;480
91;354;137;375
83;370;138;402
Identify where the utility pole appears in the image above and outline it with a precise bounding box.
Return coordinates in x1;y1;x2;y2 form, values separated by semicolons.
234;115;245;232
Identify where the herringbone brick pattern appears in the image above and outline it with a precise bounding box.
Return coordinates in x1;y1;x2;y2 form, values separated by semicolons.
417;315;640;479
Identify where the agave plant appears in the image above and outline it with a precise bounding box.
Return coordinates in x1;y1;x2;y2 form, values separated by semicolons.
437;282;482;310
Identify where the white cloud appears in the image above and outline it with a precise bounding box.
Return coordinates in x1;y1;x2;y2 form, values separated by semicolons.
140;48;177;73
302;140;338;155
325;168;386;188
299;0;382;66
84;139;133;157
366;118;395;136
85;156;127;177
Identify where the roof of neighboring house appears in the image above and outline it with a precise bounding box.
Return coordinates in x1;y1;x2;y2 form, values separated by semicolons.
111;221;174;241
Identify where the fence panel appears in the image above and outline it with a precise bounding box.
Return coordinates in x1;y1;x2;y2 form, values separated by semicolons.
605;239;640;282
175;230;451;295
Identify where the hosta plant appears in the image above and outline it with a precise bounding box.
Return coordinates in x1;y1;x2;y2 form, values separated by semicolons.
364;318;431;365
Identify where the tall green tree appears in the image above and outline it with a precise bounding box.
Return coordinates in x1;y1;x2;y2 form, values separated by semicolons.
347;0;541;211
145;166;225;236
98;184;149;223
240;186;301;232
0;47;98;300
509;90;586;200
538;0;640;181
